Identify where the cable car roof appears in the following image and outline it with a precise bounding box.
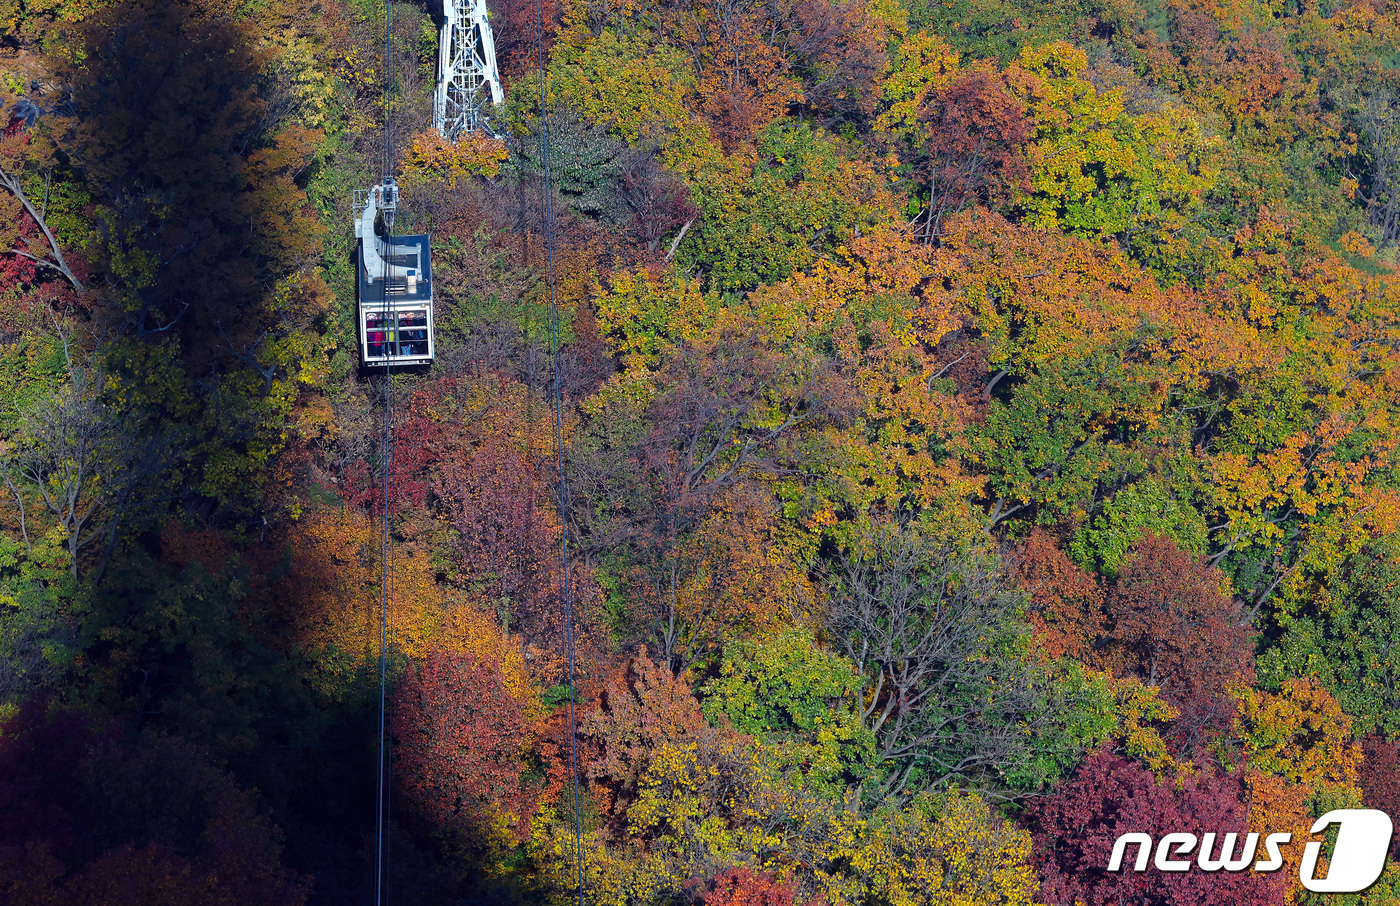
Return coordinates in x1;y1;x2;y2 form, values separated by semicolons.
357;232;432;305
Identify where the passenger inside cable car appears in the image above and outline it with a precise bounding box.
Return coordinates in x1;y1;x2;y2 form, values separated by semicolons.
396;310;428;356
365;313;390;359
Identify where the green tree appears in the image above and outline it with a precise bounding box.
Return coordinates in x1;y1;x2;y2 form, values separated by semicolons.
682;120;896;293
77;549;315;761
702;626;875;796
1260;534;1400;739
0;532;74;712
1068;478;1209;578
826;518;1112;800
2;363;166;580
1014;42;1217;256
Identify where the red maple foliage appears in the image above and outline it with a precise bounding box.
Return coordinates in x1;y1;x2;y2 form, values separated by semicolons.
914;66;1033;242
1361;734;1400;857
440;440;554;611
0;200;82;313
1010;528;1105;662
695;866;803;906
1026;746;1286;906
1104;533;1254;714
393;648;541;844
490;0;562;85
581;646;714;821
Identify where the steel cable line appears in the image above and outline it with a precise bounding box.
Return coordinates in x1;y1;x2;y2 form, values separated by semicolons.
533;4;586;902
370;3;582;902
375;2;394;904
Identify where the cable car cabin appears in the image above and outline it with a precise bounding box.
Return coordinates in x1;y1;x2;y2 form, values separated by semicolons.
356;182;435;369
358;237;433;367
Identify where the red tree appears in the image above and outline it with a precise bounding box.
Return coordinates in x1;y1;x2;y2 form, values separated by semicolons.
914;66;1033;242
439;440;554;617
1104;534;1254;727
696;867;802;906
490;0;562;85
393;649;540;844
1361;734;1400;857
581;646;715;822
1010;528;1105;663
1026;746;1286;906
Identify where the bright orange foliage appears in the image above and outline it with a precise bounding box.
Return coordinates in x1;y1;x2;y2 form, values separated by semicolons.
1010;528;1104;662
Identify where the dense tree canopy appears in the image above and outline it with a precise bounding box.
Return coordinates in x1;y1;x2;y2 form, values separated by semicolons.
2;0;1400;901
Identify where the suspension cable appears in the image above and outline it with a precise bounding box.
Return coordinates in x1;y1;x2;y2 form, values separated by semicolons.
532;7;585;903
375;1;394;904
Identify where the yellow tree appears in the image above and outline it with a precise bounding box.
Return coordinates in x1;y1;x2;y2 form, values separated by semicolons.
854;790;1047;906
1233;678;1363;901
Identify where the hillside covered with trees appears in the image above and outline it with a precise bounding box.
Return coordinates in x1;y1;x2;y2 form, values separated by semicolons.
3;0;1400;902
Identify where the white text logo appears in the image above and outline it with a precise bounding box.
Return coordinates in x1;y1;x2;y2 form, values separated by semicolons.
1107;809;1394;893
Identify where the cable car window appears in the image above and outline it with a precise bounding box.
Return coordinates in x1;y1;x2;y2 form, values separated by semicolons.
366;313;389;359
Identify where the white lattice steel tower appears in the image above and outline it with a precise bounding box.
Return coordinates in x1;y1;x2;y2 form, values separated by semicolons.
434;0;504;140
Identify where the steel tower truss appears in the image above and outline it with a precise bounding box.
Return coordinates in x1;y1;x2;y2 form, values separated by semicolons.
434;0;504;140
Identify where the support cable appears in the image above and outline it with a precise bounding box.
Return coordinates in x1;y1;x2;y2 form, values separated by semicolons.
375;2;394;905
533;7;585;903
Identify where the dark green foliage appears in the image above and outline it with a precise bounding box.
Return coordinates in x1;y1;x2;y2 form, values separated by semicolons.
906;0;1135;62
1261;534;1400;738
971;353;1146;526
504;109;628;221
0;534;75;705
77;549;315;760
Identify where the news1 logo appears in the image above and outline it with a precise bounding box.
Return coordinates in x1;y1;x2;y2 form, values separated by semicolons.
1108;809;1395;893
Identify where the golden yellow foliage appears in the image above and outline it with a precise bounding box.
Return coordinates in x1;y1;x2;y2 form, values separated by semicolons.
401;129;508;188
435;603;535;708
1108;675;1189;779
277;506;532;698
593;269;716;368
855;790;1048;906
1234;678;1362;901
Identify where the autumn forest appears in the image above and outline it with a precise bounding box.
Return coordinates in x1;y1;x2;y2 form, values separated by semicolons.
2;0;1400;902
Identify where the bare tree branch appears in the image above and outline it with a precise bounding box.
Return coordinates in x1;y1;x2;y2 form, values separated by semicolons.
0;162;84;291
663;218;694;263
826;516;1089;804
